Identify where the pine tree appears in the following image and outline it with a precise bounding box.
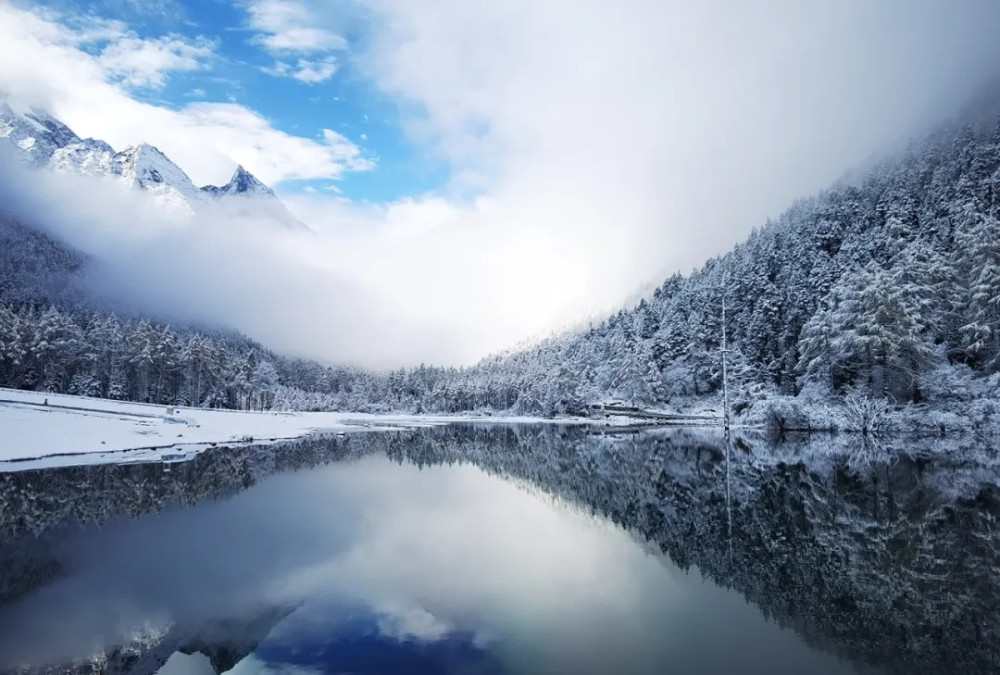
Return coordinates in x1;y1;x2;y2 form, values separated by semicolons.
955;213;1000;369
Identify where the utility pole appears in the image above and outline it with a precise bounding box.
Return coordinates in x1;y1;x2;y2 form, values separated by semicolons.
726;429;733;563
721;285;730;436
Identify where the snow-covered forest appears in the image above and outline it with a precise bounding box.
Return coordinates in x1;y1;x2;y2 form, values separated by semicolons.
4;103;1000;420
449;107;1000;420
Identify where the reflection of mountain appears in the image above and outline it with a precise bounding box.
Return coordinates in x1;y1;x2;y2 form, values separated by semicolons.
0;436;356;539
6;606;297;675
2;427;999;674
179;607;298;675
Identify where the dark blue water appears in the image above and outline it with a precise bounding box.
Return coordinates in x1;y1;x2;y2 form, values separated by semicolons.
0;426;997;674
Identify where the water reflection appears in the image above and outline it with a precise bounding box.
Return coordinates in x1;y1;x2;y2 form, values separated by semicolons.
0;426;998;674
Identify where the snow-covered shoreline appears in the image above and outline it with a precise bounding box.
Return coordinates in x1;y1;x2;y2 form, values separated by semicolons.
0;388;638;471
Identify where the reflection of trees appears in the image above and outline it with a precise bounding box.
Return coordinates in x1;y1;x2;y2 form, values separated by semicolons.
0;436;363;539
370;426;1000;675
0;436;361;610
2;426;1000;674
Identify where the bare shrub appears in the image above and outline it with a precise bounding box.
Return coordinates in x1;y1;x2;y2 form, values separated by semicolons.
841;391;892;435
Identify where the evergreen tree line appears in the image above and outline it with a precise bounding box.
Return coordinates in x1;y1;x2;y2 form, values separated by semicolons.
0;304;283;409
0;301;548;413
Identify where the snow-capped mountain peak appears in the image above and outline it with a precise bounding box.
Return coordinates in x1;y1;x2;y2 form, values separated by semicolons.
200;164;308;231
112;143;200;196
202;164;275;198
95;142;202;214
1;103;309;230
228;164;274;196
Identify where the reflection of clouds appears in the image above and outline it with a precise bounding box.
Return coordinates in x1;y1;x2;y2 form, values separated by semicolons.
260;598;457;647
0;456;853;674
314;460;672;642
373;602;452;643
227;653;322;675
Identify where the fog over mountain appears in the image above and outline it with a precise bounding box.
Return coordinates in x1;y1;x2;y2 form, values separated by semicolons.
4;93;1000;424
2;1;1000;367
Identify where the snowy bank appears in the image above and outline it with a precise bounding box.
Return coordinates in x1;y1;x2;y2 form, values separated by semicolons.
0;388;371;469
0;388;638;470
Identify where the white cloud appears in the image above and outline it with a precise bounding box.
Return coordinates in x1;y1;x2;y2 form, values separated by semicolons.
58;14;130;44
0;3;370;186
4;10;209;92
374;602;452;642
262;56;338;84
114;0;188;21
280;0;1000;365
98;34;214;89
245;0;347;53
177;103;373;180
157;652;216;675
260;61;291;77
320;127;374;171
290;57;338;83
228;654;323;675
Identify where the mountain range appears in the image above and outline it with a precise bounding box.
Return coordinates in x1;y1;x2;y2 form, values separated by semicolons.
0;103;308;231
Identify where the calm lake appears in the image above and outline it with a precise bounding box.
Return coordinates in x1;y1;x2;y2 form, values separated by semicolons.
1;425;997;675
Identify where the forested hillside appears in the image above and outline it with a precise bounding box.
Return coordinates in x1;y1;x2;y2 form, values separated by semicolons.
0;212;510;413
0;215;376;410
443;109;1000;417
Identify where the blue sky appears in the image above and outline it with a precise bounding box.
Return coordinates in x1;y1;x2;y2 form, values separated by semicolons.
22;0;449;202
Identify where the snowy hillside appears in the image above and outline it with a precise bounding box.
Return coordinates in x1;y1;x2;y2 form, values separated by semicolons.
431;104;1000;422
0;387;353;466
0;104;78;166
0;102;307;228
49;137;116;175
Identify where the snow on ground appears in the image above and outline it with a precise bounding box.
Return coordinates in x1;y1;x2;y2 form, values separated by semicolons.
0;388;373;470
0;388;619;471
